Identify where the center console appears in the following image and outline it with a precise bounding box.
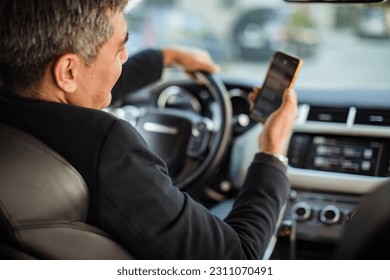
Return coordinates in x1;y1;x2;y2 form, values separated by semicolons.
275;188;361;259
275;130;390;259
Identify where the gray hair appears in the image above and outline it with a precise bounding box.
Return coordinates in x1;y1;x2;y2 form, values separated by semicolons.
0;0;129;93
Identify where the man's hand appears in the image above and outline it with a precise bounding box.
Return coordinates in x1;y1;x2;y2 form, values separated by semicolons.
162;46;220;76
250;87;297;154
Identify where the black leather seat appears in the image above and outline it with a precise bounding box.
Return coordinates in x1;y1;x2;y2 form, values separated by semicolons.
0;124;133;259
336;179;390;259
2;122;389;260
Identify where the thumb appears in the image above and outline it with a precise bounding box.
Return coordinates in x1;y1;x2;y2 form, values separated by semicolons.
278;88;297;117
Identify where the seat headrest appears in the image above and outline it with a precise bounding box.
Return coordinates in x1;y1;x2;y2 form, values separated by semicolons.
0;124;88;230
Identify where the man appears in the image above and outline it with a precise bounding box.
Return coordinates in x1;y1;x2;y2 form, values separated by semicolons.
0;0;297;259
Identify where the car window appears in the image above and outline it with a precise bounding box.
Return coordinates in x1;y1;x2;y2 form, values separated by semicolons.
125;0;390;90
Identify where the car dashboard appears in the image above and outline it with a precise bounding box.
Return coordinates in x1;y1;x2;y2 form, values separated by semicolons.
228;83;390;259
117;77;390;259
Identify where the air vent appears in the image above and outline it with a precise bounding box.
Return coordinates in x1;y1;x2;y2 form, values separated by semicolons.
354;109;390;126
307;106;349;123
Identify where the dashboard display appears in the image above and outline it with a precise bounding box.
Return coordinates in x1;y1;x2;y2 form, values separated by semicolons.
288;133;390;177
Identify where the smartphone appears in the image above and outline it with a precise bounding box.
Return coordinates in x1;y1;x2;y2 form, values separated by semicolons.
251;51;302;123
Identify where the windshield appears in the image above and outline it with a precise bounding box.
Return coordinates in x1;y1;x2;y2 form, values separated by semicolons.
125;0;390;90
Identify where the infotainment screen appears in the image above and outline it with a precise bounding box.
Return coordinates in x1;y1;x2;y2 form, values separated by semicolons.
288;133;390;177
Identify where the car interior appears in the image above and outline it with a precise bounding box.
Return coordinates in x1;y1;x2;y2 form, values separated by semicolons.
1;0;390;260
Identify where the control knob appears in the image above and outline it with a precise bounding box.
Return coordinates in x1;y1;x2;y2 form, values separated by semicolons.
320;205;340;225
291;202;311;221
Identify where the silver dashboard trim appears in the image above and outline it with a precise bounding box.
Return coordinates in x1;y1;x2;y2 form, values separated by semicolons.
157;86;202;113
143;122;178;135
346;106;356;128
294;122;390;138
288;166;388;194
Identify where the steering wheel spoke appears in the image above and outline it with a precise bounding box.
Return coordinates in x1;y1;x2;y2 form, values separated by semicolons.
187;118;213;158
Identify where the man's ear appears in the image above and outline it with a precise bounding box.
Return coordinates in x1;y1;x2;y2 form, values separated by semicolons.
52;54;82;93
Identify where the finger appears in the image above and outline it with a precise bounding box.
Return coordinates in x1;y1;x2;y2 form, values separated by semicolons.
248;86;261;105
253;86;261;93
196;61;220;73
185;51;219;73
248;92;255;102
275;88;297;120
280;88;297;111
184;70;196;80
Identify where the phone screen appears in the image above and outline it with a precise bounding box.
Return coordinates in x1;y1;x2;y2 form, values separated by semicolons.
251;51;302;123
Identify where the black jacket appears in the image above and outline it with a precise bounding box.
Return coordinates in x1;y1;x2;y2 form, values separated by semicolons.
0;49;289;259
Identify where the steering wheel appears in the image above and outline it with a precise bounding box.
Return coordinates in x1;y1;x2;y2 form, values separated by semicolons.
119;72;233;189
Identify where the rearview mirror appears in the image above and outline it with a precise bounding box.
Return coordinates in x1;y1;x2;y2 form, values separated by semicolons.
284;0;386;3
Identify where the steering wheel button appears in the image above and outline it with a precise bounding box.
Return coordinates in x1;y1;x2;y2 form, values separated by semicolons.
197;122;207;131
